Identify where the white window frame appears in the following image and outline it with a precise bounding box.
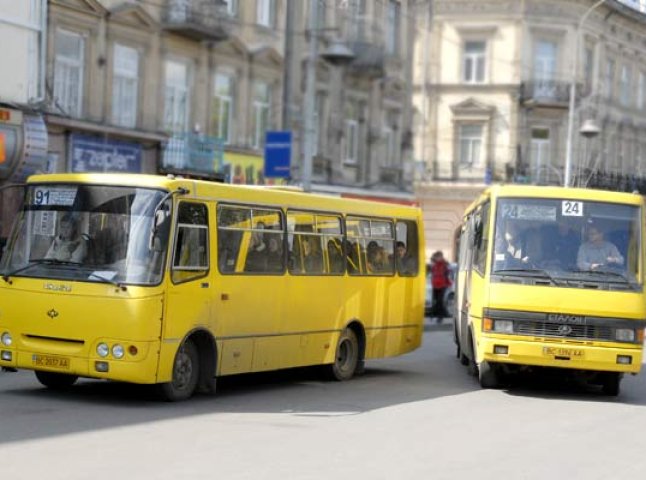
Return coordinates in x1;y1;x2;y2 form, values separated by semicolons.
534;39;558;97
164;59;190;133
638;71;646;109
385;0;401;55
257;0;274;27
344;119;359;164
383;110;400;167
463;40;486;84
605;57;616;99
112;44;139;128
212;72;235;144
620;63;632;107
252;80;271;149
224;0;237;16
53;29;85;117
458;124;483;168
530;127;551;177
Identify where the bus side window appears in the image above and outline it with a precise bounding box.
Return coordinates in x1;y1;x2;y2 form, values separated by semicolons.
395;220;419;276
172;202;209;283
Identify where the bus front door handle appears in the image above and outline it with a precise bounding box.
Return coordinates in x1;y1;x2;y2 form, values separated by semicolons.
201;282;209;289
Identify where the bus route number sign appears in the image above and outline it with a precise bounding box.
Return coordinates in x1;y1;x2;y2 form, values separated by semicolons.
562;201;583;217
32;187;78;207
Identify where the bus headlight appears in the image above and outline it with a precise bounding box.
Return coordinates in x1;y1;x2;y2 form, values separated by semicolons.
616;329;635;342
112;344;125;359
493;320;514;333
1;332;12;346
97;343;109;358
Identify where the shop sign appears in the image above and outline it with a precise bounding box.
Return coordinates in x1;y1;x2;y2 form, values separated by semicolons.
70;134;142;173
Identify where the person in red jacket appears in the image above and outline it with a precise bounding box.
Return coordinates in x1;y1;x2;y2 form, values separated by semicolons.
430;250;452;324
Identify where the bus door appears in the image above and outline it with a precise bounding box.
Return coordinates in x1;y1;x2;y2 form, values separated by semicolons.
215;205;286;374
161;201;213;379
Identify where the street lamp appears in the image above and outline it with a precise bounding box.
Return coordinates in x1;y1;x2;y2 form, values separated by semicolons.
301;0;354;192
564;0;608;187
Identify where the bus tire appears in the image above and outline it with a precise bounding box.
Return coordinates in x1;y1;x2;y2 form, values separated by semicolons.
478;361;501;389
601;372;621;397
158;339;199;402
34;370;78;390
326;328;359;381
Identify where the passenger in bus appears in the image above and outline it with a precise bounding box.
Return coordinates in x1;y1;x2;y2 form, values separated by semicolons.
396;241;417;274
45;214;87;263
245;222;268;272
550;218;579;269
301;236;323;273
327;239;345;273
265;235;283;272
367;241;387;273
495;221;529;266
576;225;624;271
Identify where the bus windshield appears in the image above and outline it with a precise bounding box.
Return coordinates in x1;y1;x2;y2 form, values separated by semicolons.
0;184;170;285
492;198;641;286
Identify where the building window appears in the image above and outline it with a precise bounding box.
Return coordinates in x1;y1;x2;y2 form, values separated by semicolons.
583;46;594;94
385;1;401;55
53;29;84;117
620;64;632;107
257;0;275;27
638;71;646;109
346;0;367;40
530;128;551;180
534;40;557;97
212;73;235;144
383;110;400;167
112;44;139;128
458;124;483;168
463;41;486;84
252;81;271;149
164;60;190;133
605;58;615;99
344;101;361;164
313;92;326;156
223;0;237;16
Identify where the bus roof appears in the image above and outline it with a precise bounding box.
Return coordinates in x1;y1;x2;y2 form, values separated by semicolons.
463;184;643;217
26;173;422;219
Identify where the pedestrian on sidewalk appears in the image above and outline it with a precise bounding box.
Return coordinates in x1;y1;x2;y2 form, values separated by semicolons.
430;250;452;324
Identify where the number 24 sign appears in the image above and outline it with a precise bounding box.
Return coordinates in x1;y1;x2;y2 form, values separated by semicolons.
562;200;583;217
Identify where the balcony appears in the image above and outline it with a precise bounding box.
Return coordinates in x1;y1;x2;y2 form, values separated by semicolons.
520;80;590;108
162;0;229;42
339;16;385;77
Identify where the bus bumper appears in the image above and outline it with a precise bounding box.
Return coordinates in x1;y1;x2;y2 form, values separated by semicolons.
0;342;161;384
478;336;643;374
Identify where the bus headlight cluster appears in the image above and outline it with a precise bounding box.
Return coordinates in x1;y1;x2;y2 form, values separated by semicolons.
1;332;12;346
493;320;514;333
96;342;126;359
616;329;635;342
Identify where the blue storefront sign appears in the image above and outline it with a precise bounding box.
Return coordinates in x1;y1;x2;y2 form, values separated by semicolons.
70;134;142;173
264;131;292;179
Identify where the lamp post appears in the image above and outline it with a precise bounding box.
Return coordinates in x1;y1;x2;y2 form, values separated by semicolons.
563;0;607;187
300;0;354;192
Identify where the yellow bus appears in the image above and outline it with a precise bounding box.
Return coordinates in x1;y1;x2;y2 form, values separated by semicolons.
455;185;646;395
0;173;424;400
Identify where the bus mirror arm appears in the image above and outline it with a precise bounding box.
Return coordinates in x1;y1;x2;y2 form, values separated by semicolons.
149;187;189;251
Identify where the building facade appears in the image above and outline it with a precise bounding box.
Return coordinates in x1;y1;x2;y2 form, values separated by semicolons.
36;0;415;203
413;0;646;261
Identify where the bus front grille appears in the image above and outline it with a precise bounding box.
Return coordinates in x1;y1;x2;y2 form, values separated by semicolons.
515;321;614;342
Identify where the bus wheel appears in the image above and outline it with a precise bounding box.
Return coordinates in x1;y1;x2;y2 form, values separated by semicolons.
327;328;359;381
158;339;199;402
34;371;78;390
478;361;501;389
601;372;621;397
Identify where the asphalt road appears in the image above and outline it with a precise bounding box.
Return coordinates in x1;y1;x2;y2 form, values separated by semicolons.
1;324;646;479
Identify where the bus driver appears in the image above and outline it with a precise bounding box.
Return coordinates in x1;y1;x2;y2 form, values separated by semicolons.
45;214;87;263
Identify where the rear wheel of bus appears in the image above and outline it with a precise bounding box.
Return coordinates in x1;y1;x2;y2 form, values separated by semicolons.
34;371;78;390
158;339;200;401
327;328;360;381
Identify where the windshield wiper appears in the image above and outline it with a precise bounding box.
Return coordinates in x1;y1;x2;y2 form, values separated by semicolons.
88;272;127;291
494;268;562;285
569;268;631;283
1;258;81;284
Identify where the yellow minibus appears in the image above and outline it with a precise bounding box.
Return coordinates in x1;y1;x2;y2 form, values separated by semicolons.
0;173;424;400
455;185;646;395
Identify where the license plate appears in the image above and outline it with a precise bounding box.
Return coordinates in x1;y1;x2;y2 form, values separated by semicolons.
32;354;70;369
543;347;584;359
